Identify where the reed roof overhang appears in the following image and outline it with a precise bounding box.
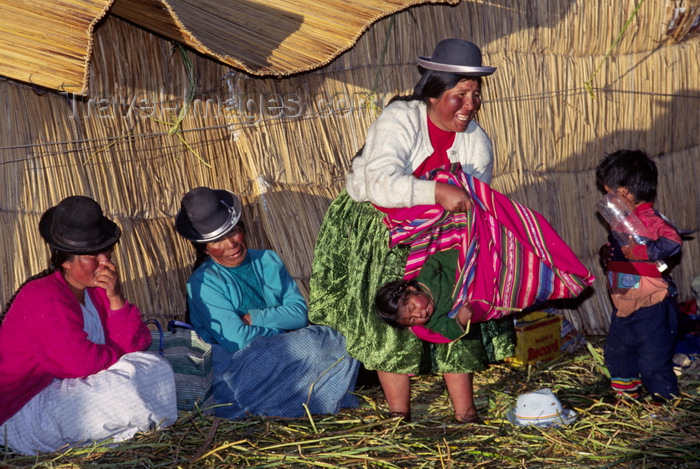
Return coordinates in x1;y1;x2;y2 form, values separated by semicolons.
0;0;457;95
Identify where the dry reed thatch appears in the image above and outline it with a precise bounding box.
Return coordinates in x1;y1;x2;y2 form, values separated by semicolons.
0;0;113;95
0;0;698;336
110;0;460;76
0;0;458;94
1;338;698;467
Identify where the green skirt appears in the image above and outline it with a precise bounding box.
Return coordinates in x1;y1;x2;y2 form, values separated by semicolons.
308;191;515;374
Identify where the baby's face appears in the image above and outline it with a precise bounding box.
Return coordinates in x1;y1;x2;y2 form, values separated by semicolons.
397;287;434;327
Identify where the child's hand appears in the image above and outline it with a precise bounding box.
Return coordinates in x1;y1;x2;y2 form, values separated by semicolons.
620;236;646;260
599;243;612;269
456;303;473;328
241;314;252;325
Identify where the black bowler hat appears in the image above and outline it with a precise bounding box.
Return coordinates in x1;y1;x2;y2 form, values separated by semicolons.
417;39;496;76
39;196;121;253
175;187;242;243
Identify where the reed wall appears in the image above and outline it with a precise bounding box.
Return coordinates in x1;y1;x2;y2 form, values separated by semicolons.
0;0;698;334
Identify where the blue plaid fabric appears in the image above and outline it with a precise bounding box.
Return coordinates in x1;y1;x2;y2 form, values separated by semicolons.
210;325;359;419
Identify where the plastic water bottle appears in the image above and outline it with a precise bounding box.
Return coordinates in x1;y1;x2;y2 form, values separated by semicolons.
596;192;667;272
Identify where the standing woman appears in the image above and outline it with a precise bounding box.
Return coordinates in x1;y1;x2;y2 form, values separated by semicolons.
0;196;177;455
309;39;515;422
175;187;359;419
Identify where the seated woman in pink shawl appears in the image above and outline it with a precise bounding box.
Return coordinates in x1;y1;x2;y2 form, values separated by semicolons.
0;196;177;455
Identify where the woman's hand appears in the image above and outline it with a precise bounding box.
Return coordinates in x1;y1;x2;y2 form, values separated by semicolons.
241;314;252;325
435;182;473;213
94;259;126;310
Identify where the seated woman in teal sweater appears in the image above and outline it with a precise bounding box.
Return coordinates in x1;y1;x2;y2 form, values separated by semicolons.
176;187;360;420
186;235;308;353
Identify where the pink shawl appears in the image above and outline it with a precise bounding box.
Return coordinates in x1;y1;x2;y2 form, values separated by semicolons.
383;168;594;340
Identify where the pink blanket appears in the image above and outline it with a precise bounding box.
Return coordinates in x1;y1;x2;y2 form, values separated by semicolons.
383;169;594;339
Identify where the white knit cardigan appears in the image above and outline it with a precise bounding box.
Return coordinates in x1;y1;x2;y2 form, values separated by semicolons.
346;99;493;208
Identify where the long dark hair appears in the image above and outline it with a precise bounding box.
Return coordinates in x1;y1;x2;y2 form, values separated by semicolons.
1;248;74;322
414;69;483;103
190;241;209;272
389;69;484;105
374;278;421;329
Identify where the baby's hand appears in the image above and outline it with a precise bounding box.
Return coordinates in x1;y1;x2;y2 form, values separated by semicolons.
456;303;473;328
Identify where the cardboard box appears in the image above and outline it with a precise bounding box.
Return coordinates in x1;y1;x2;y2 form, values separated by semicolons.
511;313;561;366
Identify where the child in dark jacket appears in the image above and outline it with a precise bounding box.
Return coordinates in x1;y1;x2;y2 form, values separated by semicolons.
596;149;682;402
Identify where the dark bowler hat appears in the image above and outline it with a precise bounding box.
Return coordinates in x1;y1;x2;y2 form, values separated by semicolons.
175;187;242;243
417;39;496;76
39;196;121;253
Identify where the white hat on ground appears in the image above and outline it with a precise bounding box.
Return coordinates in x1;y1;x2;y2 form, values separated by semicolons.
506;388;577;428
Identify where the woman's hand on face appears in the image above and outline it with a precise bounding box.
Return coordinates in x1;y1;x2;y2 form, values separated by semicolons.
435;182;473;213
94;259;126;310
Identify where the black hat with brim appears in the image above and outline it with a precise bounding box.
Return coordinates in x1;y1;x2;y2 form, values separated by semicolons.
39;196;121;254
175;187;242;243
417;38;496;76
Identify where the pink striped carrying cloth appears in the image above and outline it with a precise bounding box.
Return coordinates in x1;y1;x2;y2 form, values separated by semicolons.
383;168;595;328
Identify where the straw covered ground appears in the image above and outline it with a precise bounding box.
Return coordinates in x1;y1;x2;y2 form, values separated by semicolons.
2;337;698;468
